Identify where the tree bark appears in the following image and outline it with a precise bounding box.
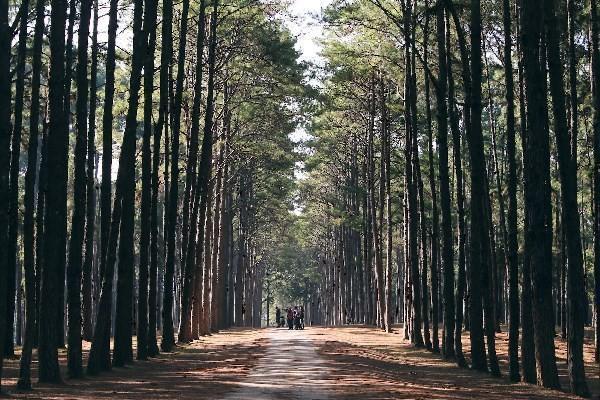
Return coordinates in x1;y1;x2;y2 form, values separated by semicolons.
4;0;30;358
435;0;454;357
82;0;99;343
39;0;69;381
520;0;560;389
0;0;11;387
179;0;207;342
66;0;93;377
113;0;146;366
160;0;179;351
99;0;118;281
17;0;46;386
446;21;466;366
137;0;159;360
543;0;589;394
591;0;600;372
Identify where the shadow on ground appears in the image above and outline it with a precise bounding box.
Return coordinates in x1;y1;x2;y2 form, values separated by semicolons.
310;325;592;400
1;328;266;399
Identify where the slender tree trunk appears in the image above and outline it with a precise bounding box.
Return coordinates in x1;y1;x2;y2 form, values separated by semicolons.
520;0;560;388
435;0;454;357
517;0;537;381
66;0;93;377
113;0;146;366
35;113;49;340
39;0;69;381
17;0;46;386
591;0;600;371
160;0;178;351
86;0;122;373
544;0;589;394
470;0;500;376
148;0;170;358
179;0;207;342
5;0;30;358
138;0;159;360
446;23;466;366
197;0;219;332
99;0;118;281
82;0;99;343
502;0;520;383
383;81;393;334
0;0;11;387
424;1;440;351
368;75;387;331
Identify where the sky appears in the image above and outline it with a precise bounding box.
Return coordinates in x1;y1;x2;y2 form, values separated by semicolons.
286;0;331;151
286;0;332;65
285;1;332;205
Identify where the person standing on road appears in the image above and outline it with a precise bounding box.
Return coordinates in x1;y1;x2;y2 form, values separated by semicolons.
275;307;281;327
287;307;294;330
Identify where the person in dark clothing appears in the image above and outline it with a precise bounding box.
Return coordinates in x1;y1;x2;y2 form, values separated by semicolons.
293;306;300;329
275;306;281;327
286;308;294;329
299;306;305;329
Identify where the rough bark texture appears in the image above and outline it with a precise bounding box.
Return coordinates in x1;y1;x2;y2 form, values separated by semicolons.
520;0;560;389
0;0;11;387
502;0;520;383
544;0;589;394
39;0;68;382
17;0;46;386
159;0;175;351
113;0;146;366
87;0;119;375
82;0;99;343
5;0;29;359
592;0;600;373
435;1;454;358
66;0;93;377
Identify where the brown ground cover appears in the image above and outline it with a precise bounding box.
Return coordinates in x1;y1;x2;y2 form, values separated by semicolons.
310;325;598;399
1;325;598;399
1;328;266;399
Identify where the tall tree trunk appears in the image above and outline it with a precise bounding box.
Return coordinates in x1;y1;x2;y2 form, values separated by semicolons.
137;0;158;360
520;0;560;389
5;0;30;358
149;0;171;358
87;0;122;374
165;0;191;343
160;0;179;351
424;0;440;351
82;0;99;343
435;0;454;357
99;0;118;281
39;0;69;381
383;81;393;334
179;0;207;342
502;0;520;383
516;0;537;381
113;0;146;366
462;0;491;373
591;0;600;370
446;21;466;366
66;0;93;377
17;0;46;386
368;75;386;331
195;0;219;332
544;0;589;394
0;0;11;387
